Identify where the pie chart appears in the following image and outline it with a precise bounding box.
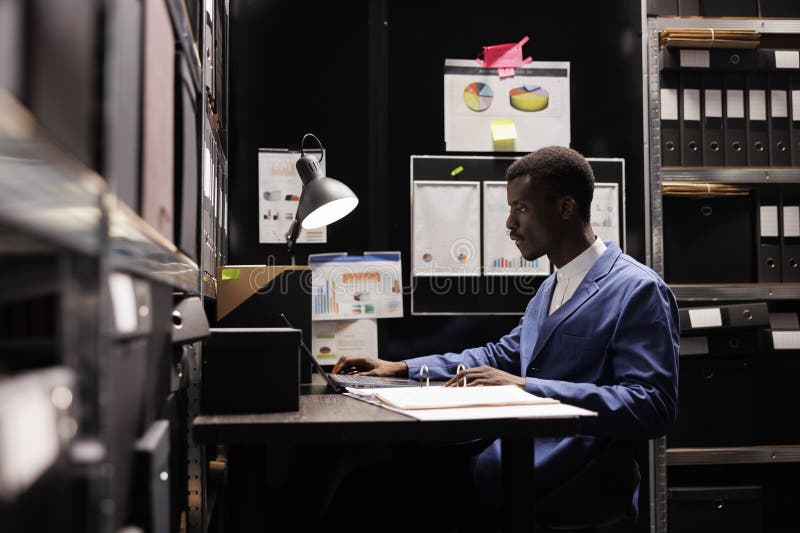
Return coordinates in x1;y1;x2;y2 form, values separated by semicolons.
509;85;549;111
463;82;493;112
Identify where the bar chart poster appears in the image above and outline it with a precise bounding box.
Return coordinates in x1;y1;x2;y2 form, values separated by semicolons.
309;252;403;321
482;181;550;276
590;183;620;245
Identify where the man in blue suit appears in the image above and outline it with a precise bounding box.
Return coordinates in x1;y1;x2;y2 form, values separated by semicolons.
332;146;679;526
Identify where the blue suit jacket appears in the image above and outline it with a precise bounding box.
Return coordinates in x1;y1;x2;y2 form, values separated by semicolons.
404;242;680;512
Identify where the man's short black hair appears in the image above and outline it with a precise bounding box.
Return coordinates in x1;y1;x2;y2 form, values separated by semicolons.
506;146;595;223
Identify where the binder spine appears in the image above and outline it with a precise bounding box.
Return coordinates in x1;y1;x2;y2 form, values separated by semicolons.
757;189;782;283
791;73;800;166
680;71;703;166
781;187;800;282
661;70;682;167
702;72;724;167
724;73;747;166
768;72;792;167
746;71;770;167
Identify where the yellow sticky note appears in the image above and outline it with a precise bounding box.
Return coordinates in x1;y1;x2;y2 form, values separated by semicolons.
451;165;464;176
221;268;240;280
490;119;517;142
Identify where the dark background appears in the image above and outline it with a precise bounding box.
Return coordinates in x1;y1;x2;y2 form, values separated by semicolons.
227;0;645;359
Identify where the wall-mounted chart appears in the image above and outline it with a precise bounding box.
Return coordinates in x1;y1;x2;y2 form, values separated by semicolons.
463;82;493;112
482;181;550;276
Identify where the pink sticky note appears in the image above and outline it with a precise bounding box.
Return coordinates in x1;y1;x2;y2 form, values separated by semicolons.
476;36;533;77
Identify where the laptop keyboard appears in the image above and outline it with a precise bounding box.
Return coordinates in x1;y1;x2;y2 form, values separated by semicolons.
331;375;418;388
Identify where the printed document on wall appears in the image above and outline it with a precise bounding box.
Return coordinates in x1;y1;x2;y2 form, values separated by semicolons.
309;252;403;321
444;59;570;152
311;319;378;365
413;181;481;277
591;183;620;245
483;181;550;276
258;149;326;244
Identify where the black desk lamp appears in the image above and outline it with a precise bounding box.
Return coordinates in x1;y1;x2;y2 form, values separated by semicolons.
286;133;359;263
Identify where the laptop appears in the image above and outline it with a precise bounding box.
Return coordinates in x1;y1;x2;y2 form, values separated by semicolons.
280;314;419;392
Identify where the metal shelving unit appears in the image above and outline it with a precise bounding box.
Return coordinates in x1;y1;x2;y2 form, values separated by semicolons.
645;15;800;533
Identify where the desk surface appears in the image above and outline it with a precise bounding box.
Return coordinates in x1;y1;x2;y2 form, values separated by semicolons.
193;393;583;445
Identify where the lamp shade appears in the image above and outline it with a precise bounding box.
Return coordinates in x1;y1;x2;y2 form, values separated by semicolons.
295;153;358;229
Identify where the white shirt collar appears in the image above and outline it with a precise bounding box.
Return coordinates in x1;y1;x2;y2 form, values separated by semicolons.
555;238;607;282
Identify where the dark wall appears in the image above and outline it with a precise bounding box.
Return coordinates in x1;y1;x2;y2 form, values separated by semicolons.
229;0;645;359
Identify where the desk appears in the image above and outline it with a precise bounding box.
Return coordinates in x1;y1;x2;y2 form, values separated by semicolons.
193;391;589;533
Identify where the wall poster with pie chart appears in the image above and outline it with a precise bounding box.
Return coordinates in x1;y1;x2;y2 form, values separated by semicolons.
443;58;570;152
412;181;481;277
482;181;550;276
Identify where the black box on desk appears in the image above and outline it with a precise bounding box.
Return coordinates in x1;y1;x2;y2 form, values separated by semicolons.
214;266;312;383
202;328;300;413
668;485;762;533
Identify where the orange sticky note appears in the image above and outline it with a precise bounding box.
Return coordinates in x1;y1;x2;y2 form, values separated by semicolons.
491;119;517;142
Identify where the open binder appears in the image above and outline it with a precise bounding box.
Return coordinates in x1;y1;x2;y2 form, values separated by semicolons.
372;385;559;410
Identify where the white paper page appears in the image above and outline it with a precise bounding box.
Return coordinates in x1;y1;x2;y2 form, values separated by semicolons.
769;312;799;330
683;89;701;121
373;384;557;410
660;88;679;120
311;319;378;365
705;90;722;118
413;181;481;276
784;206;800;238
309;252;403;320
108;273;138;334
771;91;788;118
482;181;549;275
760;206;779;237
727;90;744;119
591;183;620;245
680;49;710;68
793;91;800;122
749;90;767;121
444;59;570;152
688;308;722;329
257;150;327;244
775;50;800;69
679;336;709;356
772;331;800;350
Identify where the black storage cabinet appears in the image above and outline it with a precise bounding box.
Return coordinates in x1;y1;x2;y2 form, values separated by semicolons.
668;485;763;533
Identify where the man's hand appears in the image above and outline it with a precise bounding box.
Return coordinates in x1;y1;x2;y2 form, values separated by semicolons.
331;356;408;377
444;365;526;388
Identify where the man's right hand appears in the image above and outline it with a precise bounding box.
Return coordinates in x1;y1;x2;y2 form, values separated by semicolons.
331;356;408;378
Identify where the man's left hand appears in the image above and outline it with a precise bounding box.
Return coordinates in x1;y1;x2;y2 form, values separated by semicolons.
444;365;526;388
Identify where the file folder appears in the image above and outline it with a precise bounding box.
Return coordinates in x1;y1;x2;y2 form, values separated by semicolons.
724;73;747;167
746;72;770;167
175;49;199;261
663;194;754;283
757;189;782;283
680;71;703;166
791;73;800;166
660;70;681;166
768;73;792;167
702;72;725;166
660;48;756;71
679;302;769;332
781;187;800;282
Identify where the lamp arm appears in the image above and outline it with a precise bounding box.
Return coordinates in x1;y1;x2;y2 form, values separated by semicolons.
300;133;324;163
285;218;302;265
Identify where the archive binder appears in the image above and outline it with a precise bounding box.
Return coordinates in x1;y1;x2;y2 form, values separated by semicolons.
724;73;747;166
746;72;770;167
679;302;769;332
660;70;681;166
781;187;800;282
757;189;782;283
702;72;725;166
791;73;800;166
680;71;703;166
769;72;792;167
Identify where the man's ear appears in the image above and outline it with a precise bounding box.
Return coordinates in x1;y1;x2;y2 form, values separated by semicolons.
558;195;576;220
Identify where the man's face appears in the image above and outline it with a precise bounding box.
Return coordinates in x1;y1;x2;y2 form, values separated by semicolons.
506;175;561;261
